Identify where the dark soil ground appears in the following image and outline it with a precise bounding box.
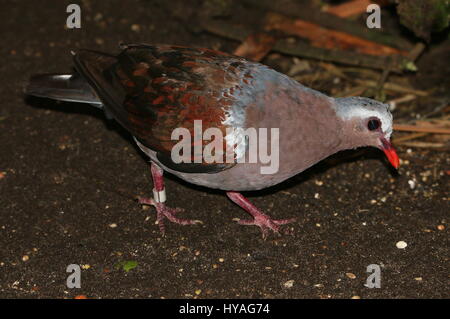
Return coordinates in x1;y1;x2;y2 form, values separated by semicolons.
0;0;448;299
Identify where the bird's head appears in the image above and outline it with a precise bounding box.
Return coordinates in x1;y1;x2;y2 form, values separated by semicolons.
334;96;399;169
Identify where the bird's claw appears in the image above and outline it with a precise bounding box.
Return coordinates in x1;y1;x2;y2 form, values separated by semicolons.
138;197;202;234
233;215;296;238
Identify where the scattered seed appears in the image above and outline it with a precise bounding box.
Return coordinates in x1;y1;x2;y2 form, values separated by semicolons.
22;255;29;262
109;223;117;228
396;241;408;249
283;280;294;288
351;295;361;299
94;13;103;21
195;289;202;295
131;24;140;32
437;225;445;231
346;273;356;279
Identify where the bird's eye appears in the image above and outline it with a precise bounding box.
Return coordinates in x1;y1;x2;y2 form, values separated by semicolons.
368;119;381;131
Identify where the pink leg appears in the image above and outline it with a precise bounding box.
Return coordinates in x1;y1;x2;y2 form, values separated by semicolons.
226;191;296;237
138;162;202;234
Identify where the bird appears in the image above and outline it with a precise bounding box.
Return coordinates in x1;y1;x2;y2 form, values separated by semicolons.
25;43;399;237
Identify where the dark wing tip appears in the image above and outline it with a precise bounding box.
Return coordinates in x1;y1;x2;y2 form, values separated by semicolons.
156;152;236;174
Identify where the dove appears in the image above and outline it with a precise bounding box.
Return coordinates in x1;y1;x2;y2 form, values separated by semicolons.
25;44;399;236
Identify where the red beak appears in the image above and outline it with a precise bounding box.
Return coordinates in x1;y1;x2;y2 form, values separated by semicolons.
380;137;400;169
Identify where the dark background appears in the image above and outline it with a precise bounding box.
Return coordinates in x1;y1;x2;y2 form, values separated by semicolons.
0;0;448;298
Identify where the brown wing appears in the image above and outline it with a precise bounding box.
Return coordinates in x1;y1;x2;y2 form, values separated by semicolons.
74;44;259;173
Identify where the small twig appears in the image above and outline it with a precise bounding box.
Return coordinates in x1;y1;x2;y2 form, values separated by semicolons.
418;119;450;125
355;79;429;96
394;132;429;143
318;62;350;80
375;56;393;100
322;0;374;18
397;141;446;148
233;32;277;61
407;42;427;62
393;124;450;134
339;67;383;80
293;72;330;83
388;94;417;111
334;86;367;98
395;42;427;72
421;104;450;119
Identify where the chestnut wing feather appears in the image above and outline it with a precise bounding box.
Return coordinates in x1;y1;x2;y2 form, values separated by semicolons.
74;44;255;173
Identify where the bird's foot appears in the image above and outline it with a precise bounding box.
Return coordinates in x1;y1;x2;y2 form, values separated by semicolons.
234;211;296;238
227;191;296;238
138;197;202;235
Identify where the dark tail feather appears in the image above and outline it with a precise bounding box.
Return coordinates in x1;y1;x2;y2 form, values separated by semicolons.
25;73;102;106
